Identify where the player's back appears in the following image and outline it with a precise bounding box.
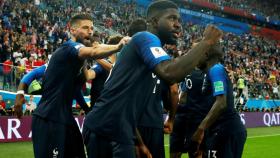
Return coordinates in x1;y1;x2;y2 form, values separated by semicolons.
84;32;170;144
33;40;85;125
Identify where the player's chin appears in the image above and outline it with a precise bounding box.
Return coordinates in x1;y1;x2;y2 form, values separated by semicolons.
166;38;177;45
83;39;92;47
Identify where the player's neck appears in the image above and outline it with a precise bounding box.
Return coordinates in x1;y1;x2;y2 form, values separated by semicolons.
70;35;77;42
206;60;219;71
148;27;165;44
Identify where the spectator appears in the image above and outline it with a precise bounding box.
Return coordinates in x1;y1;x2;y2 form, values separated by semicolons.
3;57;13;90
24;95;36;115
272;82;279;99
237;75;245;97
0;94;7;115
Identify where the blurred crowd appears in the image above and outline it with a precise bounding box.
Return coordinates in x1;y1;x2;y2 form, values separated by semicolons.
180;24;280;101
238;106;280;113
0;0;279;116
208;0;280;21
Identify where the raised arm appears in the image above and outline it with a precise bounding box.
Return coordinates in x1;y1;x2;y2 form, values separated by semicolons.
154;25;223;84
78;36;130;59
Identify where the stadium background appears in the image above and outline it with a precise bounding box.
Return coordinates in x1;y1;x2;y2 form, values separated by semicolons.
0;0;279;157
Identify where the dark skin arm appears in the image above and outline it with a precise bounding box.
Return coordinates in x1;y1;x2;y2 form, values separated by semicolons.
154;41;209;84
154;25;223;84
135;128;152;158
191;95;227;157
14;83;28;119
198;95;227;130
164;84;179;134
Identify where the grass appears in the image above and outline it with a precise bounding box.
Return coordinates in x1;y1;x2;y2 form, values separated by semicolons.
164;126;280;158
0;126;280;158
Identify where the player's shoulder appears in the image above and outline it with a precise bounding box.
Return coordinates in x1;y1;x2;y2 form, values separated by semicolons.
34;64;47;72
132;31;160;43
193;68;204;75
63;40;85;50
209;63;225;73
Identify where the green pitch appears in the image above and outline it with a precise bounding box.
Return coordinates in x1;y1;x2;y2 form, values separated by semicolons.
1;126;280;158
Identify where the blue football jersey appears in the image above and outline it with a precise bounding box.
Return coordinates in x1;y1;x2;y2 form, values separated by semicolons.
33;40;85;125
84;32;171;144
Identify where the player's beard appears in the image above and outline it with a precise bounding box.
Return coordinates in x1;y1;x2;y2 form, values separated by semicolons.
76;35;92;47
158;30;178;45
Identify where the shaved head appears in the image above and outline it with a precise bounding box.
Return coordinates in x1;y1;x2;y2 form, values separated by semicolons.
146;0;178;21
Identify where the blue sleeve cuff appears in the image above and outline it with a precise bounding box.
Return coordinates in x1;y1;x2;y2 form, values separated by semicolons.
91;64;103;75
149;56;171;70
21;65;46;85
208;64;227;96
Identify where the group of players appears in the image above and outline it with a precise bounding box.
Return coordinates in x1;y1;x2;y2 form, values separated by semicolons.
14;0;246;158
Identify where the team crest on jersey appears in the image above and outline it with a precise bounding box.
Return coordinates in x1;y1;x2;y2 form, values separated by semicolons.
150;47;168;58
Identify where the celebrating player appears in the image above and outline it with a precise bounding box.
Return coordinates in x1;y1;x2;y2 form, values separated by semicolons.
83;0;223;158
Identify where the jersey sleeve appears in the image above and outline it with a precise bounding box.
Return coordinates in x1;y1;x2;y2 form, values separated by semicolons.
91;63;103;75
132;32;171;69
21;65;46;86
67;40;85;57
208;64;227;96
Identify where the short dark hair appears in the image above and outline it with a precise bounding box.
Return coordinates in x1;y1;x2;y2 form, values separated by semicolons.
69;14;93;27
107;35;123;45
127;19;147;36
146;0;178;20
208;44;224;61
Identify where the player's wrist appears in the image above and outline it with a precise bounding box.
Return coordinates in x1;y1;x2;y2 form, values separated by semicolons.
117;43;122;50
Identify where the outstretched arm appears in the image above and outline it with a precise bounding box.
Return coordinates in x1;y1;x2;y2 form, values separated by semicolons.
78;36;130;59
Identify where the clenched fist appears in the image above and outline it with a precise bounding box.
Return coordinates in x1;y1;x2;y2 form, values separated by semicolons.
202;25;223;46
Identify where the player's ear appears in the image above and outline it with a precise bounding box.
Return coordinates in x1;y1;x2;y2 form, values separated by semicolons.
70;27;76;35
149;17;159;28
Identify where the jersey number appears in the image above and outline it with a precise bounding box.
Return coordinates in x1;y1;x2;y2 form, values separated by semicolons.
208;150;217;158
185;78;192;89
